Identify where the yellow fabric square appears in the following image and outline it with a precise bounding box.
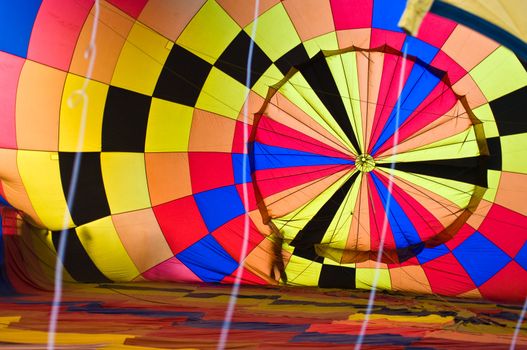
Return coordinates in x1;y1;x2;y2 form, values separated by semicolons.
356;268;392;290
285;255;322;286
145;98;193;152
251;64;283;97
473;103;499;138
59;74;108;152
176;0;240;64
112;22;171;95
17;151;73;230
195;67;247;119
76;216;140;281
303;32;339;57
101;152;151;213
245;3;301;61
470;46;527;101
483;169;501;202
501;134;527;174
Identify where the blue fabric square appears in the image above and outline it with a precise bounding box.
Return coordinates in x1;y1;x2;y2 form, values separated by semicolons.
232;153;252;184
403;36;439;63
194;185;245;232
0;195;12;207
452;232;511;286
176;234;238;282
0;1;42;57
515;242;527;271
372;0;406;32
416;244;449;264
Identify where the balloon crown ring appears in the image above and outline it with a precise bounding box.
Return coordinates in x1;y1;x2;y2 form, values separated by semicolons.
355;154;375;172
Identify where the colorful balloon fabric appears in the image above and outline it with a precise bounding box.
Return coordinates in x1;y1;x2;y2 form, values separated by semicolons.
0;0;526;304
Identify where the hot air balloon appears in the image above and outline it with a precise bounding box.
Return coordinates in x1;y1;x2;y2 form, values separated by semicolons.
0;0;526;316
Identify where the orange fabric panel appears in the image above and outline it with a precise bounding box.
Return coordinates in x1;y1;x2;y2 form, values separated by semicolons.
336;28;371;49
15;62;65;151
452;74;487;109
441;25;499;72
70;2;134;84
145;153;192;206
390;264;433;294
216;0;280;28
282;0;334;41
112;208;173;273
188;109;236;152
139;0;206;41
495;172;527;216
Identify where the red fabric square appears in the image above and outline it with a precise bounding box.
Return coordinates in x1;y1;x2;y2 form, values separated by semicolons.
222;267;269;285
211;215;264;262
189;152;235;194
235;183;258;212
107;0;148;18
479;261;527;304
423;252;476;296
232;120;253;154
431;50;467;84
478;204;527;257
153;195;209;254
27;0;92;71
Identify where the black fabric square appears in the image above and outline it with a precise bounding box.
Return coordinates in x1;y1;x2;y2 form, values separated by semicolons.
52;229;112;283
275;44;310;75
293;245;321;262
318;264;356;289
59;152;111;226
489;86;527;136
215;31;272;87
154;44;212;106
102;86;151;152
486;137;502;171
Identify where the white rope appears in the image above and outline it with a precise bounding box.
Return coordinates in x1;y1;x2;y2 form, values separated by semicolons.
47;2;100;349
217;1;260;349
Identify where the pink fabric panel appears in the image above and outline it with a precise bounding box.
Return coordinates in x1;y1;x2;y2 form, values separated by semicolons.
331;0;373;30
370;28;405;50
27;0;93;71
142;256;202;283
431;50;467;84
417;13;457;48
0;52;24;149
